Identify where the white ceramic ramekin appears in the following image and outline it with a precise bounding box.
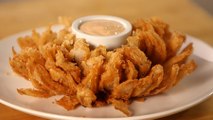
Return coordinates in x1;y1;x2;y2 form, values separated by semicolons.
71;15;132;50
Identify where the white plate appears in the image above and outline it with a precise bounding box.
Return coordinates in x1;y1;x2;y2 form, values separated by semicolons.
0;26;213;120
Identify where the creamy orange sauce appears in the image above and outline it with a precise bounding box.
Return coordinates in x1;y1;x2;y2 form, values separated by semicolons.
79;20;125;36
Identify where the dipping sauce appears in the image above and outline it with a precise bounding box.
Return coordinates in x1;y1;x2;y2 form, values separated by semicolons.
79;20;125;36
71;15;132;49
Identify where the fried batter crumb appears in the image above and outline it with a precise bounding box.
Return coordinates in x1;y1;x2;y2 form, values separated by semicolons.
9;17;196;116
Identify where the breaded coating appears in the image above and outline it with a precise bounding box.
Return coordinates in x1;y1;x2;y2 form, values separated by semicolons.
9;17;196;116
99;51;124;92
